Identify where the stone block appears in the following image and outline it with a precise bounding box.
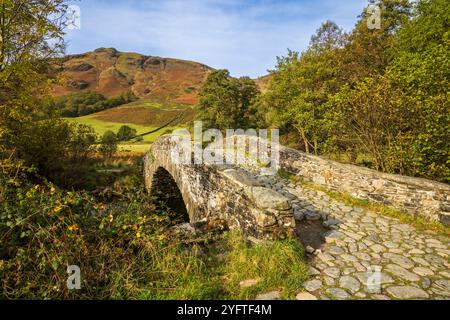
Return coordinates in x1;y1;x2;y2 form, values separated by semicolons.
248;187;291;210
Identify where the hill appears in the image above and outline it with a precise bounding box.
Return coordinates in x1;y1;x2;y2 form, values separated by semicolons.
52;49;273;154
51;48;213;105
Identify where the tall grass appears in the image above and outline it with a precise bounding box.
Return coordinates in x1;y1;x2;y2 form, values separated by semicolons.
0;159;309;300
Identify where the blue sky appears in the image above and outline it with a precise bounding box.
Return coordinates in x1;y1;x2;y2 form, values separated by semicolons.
65;0;368;78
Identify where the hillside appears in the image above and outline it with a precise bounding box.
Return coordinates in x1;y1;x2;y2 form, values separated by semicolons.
51;48;213;105
52;48;273;154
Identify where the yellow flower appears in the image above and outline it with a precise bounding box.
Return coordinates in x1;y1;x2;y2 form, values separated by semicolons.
109;214;114;222
93;203;106;210
34;185;40;190
66;196;77;205
68;224;79;232
136;232;141;238
50;186;56;194
53;205;63;213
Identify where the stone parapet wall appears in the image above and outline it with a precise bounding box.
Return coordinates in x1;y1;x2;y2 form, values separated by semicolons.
279;147;450;225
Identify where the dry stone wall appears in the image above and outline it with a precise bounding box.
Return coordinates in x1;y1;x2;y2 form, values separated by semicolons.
279;147;450;225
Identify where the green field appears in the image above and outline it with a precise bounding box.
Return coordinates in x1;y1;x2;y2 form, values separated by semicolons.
117;143;152;154
66;114;179;154
65;96;197;154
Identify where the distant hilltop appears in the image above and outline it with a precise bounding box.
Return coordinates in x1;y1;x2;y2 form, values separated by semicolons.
51;48;213;105
51;48;272;105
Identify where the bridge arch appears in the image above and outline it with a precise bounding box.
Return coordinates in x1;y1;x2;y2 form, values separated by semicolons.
149;166;189;223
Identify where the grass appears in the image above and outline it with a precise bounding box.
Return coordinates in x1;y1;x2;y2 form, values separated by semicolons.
137;232;309;300
67;116;153;154
1;156;309;300
118;144;152;154
218;233;309;300
124;99;186;110
66;115;161;142
66;114;181;155
277;168;295;180
66;98;195;154
90;101;196;126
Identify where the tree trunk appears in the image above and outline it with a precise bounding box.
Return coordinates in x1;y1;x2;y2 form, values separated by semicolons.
300;129;310;154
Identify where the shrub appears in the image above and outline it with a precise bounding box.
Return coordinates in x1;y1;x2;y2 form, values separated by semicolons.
99;131;118;159
0;165;173;299
116;125;137;141
10;119;97;187
53;90;137;118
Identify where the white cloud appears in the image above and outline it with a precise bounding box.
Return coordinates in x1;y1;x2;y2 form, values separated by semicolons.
66;0;368;77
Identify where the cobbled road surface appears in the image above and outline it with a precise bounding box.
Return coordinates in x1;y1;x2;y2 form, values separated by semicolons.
255;175;450;300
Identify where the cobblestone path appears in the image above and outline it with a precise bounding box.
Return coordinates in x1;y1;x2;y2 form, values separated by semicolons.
256;175;450;300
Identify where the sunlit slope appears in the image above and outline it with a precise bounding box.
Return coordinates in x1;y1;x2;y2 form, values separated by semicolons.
67;99;195;154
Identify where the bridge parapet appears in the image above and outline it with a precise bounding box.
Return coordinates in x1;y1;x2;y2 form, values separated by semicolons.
279;146;450;225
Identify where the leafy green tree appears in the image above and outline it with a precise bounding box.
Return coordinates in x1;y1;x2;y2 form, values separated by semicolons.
337;0;412;85
198;70;259;130
52;90;137;117
0;1;108;186
259;21;346;153
385;0;450;181
0;0;68;143
116;125;137;141
255;0;447;182
122;89;138;104
326;0;448;182
326;76;413;171
13;119;97;185
99;130;118;159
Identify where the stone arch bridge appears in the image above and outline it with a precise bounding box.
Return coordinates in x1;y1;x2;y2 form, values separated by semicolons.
144;134;450;241
144;135;295;240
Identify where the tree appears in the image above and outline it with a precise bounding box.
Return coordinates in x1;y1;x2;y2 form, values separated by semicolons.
116;125;137;141
259;21;346;153
310;20;348;52
198;70;259;130
13;119;97;186
337;0;412;85
326;76;413;172
99;131;118;159
385;0;450;181
0;0;68;144
325;0;448;182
